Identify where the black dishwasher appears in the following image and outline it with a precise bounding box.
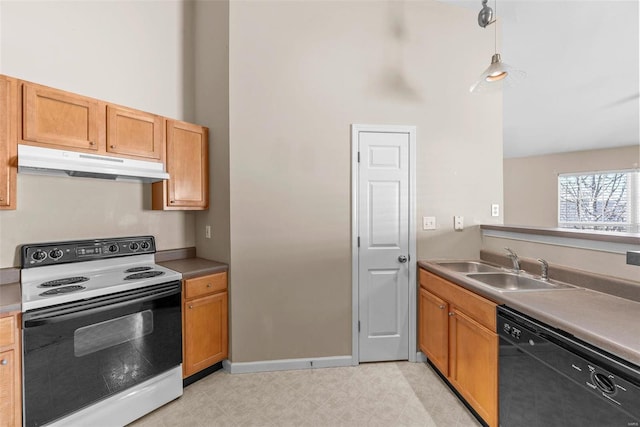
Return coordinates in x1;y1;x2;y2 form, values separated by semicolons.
498;306;640;427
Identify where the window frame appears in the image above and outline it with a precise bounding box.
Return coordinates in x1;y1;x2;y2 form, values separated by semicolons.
557;168;639;233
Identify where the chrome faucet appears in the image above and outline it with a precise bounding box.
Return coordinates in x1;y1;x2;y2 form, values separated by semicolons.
537;259;549;281
505;248;520;272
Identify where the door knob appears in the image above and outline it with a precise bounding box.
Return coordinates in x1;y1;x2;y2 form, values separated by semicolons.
398;255;408;263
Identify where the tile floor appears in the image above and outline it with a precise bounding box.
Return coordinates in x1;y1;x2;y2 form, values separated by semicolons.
131;362;482;427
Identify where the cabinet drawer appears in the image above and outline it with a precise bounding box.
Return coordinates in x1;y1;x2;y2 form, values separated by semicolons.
184;272;227;300
0;316;15;347
420;269;496;331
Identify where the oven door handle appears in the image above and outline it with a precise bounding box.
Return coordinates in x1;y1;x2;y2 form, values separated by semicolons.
23;283;181;328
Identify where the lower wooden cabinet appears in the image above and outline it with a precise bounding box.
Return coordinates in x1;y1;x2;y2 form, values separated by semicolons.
419;268;498;427
419;287;449;376
0;312;21;427
182;272;228;378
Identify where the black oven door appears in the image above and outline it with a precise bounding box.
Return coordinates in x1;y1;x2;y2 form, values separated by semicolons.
22;281;182;427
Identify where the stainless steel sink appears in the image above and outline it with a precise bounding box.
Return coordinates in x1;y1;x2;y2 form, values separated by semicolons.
436;261;504;273
466;273;575;291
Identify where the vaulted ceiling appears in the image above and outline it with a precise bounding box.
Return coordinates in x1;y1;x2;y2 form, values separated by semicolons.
441;0;639;158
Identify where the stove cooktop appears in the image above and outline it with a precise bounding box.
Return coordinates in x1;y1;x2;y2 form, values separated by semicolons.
20;237;182;311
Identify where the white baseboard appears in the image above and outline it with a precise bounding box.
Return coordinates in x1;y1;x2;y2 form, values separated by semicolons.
223;355;353;374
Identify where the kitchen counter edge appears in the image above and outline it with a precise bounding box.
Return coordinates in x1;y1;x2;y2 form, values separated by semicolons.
0;282;21;314
157;257;228;280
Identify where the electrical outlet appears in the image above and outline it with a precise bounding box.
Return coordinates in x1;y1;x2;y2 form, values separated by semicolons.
423;216;436;230
491;204;500;217
454;216;464;231
205;225;211;239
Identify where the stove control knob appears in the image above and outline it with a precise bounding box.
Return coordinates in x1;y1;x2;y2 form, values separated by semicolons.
140;241;151;250
32;250;47;261
49;249;63;260
107;244;119;253
129;242;140;251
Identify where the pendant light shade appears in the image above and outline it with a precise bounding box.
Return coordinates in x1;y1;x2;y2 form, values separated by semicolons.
469;53;526;93
470;0;525;93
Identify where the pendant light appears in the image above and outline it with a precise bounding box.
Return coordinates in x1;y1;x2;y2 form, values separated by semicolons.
470;0;525;93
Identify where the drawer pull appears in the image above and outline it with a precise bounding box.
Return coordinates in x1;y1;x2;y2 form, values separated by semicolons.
189;305;193;309
448;312;455;317
0;359;7;365
438;305;445;310
207;283;211;288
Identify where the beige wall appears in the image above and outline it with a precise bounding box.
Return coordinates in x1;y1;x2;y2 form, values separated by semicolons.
228;1;503;362
1;175;195;267
482;235;639;283
0;1;196;267
193;0;231;265
504;145;640;227
499;145;640;283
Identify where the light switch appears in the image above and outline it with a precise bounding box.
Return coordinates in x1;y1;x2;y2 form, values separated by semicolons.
491;204;500;217
423;216;436;230
205;225;211;239
454;216;464;231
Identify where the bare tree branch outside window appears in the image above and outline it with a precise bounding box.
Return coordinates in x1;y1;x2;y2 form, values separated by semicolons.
558;171;639;232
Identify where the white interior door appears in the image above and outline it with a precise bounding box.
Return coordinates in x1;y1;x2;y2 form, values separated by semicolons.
357;129;411;362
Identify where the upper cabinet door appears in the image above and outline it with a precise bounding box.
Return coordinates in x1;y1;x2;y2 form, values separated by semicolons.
106;105;163;161
164;120;209;209
0;76;17;210
22;82;99;151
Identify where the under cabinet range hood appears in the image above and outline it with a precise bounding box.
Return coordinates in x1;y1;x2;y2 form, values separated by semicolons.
17;145;170;183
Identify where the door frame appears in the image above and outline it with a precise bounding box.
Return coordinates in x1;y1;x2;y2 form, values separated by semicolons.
350;124;417;365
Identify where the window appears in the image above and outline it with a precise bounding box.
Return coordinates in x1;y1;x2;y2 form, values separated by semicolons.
558;170;639;233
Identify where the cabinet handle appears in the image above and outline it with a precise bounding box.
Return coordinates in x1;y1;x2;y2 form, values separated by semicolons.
0;197;4;201
170;200;175;204
448;312;455;317
89;141;95;146
110;145;115;148
438;305;445;310
189;305;193;309
207;283;211;288
0;359;7;365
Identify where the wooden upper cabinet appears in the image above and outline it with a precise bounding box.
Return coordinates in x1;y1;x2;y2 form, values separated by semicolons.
153;120;209;210
0;75;17;210
21;82;100;152
106;105;163;161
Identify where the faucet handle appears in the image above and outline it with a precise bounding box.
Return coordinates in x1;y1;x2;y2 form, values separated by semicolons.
537;258;549;281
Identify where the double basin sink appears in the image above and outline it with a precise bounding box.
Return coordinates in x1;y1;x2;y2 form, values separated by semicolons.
435;261;575;292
